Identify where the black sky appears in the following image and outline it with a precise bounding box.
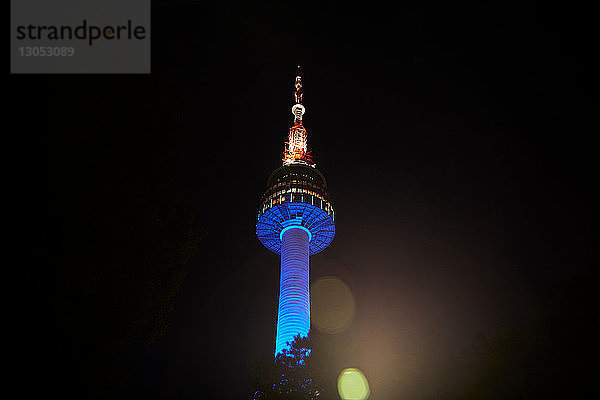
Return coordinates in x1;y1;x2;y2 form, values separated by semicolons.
13;2;596;399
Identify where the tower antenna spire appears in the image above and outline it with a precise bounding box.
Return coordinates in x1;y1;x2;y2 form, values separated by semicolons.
294;65;303;107
284;65;311;165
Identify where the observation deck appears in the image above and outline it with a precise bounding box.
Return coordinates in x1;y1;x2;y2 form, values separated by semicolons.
256;162;335;255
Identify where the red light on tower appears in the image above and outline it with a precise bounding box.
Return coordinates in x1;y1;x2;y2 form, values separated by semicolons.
283;66;313;165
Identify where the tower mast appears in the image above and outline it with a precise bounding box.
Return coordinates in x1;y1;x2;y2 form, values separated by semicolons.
283;66;312;165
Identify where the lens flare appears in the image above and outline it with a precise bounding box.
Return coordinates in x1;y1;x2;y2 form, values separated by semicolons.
337;368;370;400
311;277;355;334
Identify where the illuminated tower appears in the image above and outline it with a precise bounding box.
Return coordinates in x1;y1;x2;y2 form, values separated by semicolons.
256;67;335;356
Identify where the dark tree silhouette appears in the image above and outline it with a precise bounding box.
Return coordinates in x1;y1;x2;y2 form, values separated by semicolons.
250;333;323;400
16;71;205;399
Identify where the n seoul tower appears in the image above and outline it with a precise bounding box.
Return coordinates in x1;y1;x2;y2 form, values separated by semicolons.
256;67;336;356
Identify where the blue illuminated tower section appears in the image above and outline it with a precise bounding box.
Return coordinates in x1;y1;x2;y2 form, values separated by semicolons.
256;67;335;356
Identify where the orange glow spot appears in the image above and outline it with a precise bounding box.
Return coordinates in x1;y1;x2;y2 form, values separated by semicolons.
311;277;355;334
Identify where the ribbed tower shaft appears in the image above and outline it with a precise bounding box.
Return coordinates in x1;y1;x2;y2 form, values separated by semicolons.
275;227;310;356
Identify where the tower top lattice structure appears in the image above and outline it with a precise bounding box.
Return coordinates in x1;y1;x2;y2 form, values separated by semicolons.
283;66;313;166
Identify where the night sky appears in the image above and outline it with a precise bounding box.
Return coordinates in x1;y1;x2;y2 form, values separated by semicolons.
12;2;595;399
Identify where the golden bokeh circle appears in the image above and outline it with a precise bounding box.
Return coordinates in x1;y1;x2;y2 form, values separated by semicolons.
311;277;355;334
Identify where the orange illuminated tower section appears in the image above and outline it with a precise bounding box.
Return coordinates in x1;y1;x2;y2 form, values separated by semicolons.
283;66;312;165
